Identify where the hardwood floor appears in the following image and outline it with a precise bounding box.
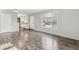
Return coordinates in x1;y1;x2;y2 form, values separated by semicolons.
0;29;79;50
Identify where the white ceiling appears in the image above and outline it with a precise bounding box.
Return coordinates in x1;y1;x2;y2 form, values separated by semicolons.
0;9;47;15
13;9;46;15
19;9;45;14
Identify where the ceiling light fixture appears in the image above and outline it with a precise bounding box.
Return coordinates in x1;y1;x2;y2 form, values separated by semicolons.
13;9;19;13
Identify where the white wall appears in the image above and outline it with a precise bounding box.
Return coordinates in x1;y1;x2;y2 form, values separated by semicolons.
0;14;11;33
30;16;34;29
30;9;79;40
11;13;19;32
60;11;79;40
0;10;19;33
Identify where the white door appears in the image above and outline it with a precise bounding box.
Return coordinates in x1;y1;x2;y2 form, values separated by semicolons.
0;14;11;33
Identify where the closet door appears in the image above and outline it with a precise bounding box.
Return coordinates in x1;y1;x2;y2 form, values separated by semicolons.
0;14;11;33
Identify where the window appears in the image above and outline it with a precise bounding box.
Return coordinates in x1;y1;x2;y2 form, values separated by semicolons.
41;12;57;29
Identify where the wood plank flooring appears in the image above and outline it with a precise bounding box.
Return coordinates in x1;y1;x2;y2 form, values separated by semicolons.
0;30;79;50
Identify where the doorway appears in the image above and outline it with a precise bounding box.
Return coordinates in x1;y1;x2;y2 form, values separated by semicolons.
17;14;30;31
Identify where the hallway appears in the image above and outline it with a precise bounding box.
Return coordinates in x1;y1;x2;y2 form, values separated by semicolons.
0;30;79;50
